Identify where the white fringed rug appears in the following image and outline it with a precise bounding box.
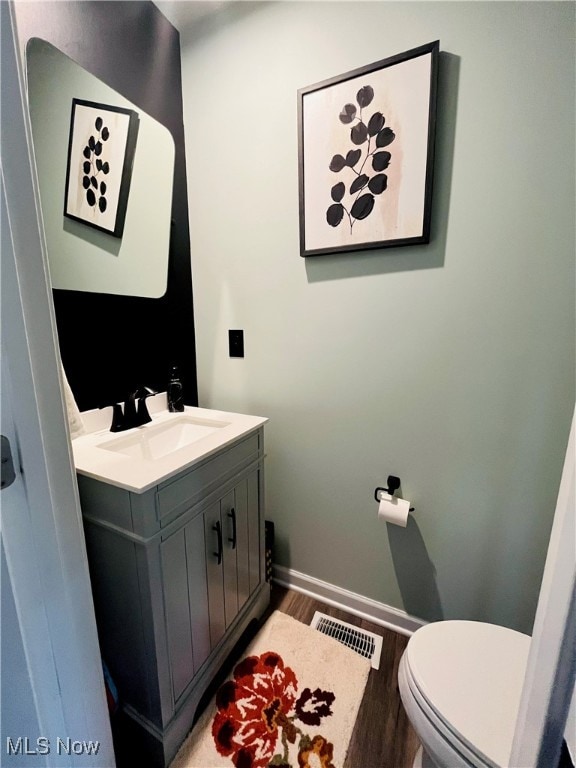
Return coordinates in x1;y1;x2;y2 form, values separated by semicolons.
170;610;371;768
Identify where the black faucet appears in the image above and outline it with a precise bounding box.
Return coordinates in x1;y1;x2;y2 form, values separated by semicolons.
110;387;157;432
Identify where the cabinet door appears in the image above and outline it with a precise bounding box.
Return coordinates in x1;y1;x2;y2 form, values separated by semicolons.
247;469;261;596
185;513;211;674
221;490;239;628
234;477;250;614
204;501;226;650
161;513;211;704
223;475;259;623
161;527;195;703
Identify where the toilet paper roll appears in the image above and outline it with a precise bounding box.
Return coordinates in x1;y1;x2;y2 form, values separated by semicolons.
378;492;411;527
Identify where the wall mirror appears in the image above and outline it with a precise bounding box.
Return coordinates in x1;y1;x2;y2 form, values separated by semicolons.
26;37;174;299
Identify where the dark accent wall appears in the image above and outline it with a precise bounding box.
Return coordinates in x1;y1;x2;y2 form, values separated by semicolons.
15;1;197;411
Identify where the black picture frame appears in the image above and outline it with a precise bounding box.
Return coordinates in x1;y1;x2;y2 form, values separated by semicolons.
64;98;139;238
298;41;439;257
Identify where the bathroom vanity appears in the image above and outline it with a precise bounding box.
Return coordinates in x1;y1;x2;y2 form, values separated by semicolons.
73;402;269;767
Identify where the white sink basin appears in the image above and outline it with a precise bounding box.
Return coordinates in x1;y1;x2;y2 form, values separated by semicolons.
99;415;231;461
72;400;268;493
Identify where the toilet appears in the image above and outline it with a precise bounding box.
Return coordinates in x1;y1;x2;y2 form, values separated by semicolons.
398;620;531;768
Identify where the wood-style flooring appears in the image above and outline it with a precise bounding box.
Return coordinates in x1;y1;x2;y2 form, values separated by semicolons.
265;583;421;768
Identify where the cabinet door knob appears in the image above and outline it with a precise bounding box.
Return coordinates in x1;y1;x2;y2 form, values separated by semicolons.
228;508;237;549
212;521;223;565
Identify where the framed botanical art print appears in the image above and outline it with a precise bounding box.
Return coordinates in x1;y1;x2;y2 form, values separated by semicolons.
64;99;139;238
298;41;439;256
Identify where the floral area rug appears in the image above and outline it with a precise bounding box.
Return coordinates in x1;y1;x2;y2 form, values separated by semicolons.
170;610;371;768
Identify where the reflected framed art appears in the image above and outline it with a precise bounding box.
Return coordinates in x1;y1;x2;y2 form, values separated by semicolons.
64;99;139;238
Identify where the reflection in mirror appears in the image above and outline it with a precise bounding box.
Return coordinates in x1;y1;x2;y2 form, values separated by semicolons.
26;38;174;298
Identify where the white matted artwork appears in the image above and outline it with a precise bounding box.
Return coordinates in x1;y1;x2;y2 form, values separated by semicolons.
298;41;439;256
64;99;139;238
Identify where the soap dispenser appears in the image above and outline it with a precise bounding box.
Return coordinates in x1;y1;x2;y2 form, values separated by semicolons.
167;365;184;412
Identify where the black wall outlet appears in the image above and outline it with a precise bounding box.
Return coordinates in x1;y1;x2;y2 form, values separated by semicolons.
229;330;244;358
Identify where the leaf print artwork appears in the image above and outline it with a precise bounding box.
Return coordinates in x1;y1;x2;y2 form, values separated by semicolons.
211;651;336;768
82;116;111;213
326;84;395;234
299;42;439;255
64;99;140;239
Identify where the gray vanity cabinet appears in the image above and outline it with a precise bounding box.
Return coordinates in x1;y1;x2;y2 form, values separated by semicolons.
77;429;269;768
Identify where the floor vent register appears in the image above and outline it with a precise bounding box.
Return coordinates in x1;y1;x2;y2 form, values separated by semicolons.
310;611;383;670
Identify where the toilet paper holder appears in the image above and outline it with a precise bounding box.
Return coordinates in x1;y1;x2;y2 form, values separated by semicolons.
374;475;415;511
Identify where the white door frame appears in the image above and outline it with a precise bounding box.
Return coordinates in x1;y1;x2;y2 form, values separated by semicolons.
1;3;114;765
511;408;575;767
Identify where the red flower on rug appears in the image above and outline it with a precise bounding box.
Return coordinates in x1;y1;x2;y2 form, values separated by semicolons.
211;651;336;768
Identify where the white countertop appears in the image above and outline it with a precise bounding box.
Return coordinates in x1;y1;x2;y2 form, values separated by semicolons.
73;395;267;493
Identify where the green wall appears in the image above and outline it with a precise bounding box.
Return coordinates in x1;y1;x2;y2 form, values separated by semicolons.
179;1;575;633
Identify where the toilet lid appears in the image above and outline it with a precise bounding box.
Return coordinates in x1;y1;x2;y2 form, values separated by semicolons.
405;620;530;767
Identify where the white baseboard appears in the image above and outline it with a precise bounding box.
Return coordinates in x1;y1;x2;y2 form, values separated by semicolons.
272;565;427;637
